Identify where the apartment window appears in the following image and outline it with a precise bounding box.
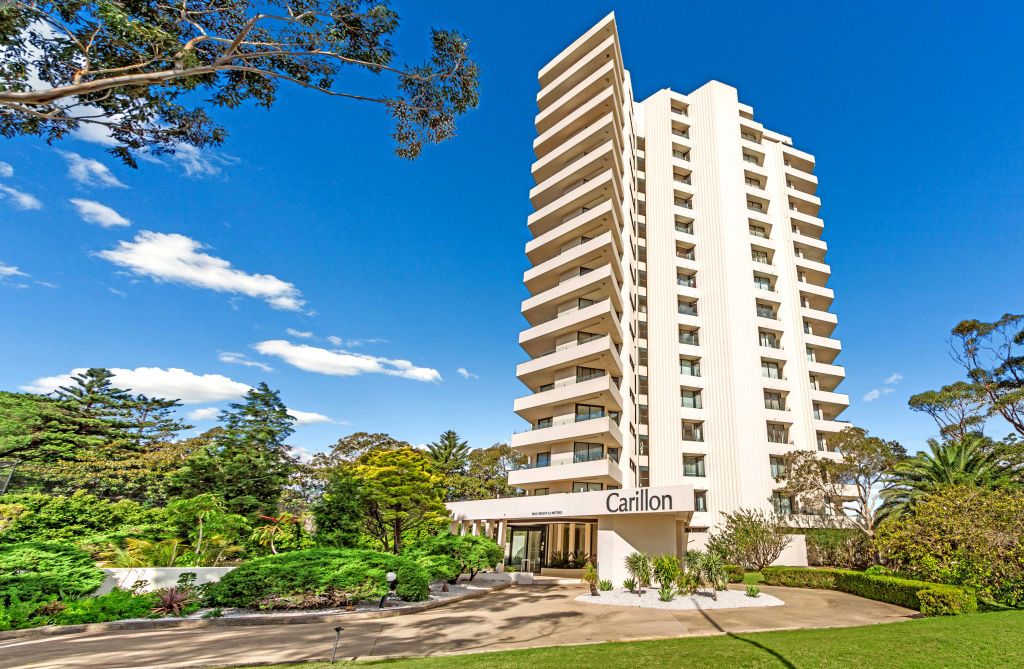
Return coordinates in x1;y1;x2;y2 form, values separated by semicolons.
694;490;707;512
533;488;550;496
536;417;553;429
671;106;685;115
677;246;695;261
683;455;706;477
538;382;554;392
639;466;650;487
749;224;767;238
759;331;779;349
764;392;784;411
756;303;776;319
751;250;770;264
638;435;649;456
679;300;698;316
574;442;605;463
773;492;794;515
579;266;595;276
578;297;598;309
674;196;693;209
573;481;604;493
680;358;701;377
754;276;772;291
741;131;758;142
673;150;690;161
575;403;605;422
638;375;648;395
742;152;760;165
674;172;692;184
817;433;827;451
806;346;816;362
803;321;813;335
770;456;785;478
638;321;648;339
679;329;700;346
767;423;787;444
672;128;690;139
762;360;781;379
536;452;551;467
824;496;835;516
797;270;807;283
682;421;704;442
747;200;764;212
676;220;694;234
800;296;810;308
809;374;820;390
681;389;703;409
638;270;648;288
577;366;604;382
608;447;621;463
638;246;647;263
745;176;761;188
813;403;823;420
678;272;696;288
638;404;649;425
638;347;648;365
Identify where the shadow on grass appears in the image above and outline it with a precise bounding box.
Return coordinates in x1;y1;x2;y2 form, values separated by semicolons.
695;606;795;669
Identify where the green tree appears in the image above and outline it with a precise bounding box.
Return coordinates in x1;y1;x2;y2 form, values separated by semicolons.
403;533;502;582
290;432;410;506
449;443;525;501
125;395;191;450
0;391;81;463
879;436;1017;520
54;368;134;447
166;493;249;566
426;430;470;475
707;508;792;571
353;446;445;553
0;1;479;165
778;426;907;542
952;313;1024;437
908;382;989;441
310;469;365;548
168;383;296;519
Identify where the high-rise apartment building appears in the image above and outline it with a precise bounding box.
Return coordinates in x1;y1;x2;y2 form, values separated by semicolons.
447;12;849;582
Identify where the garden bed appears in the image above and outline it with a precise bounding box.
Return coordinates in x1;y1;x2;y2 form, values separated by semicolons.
575;586;784;610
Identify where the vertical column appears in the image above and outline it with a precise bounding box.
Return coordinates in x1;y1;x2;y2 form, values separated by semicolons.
471;520;480;536
584;523;594;559
568;522;577;555
498;520;507;550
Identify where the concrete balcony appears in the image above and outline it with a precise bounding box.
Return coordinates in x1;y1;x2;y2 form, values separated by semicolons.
764;407;795;424
535;60;620;136
789;208;824;231
813;418;851;434
527;170;620;238
516;334;622;387
537;33;619;110
782;146;816;174
762;375;790;393
523;230;621;294
811;388;850;412
805;333;842;362
525;199;621;265
522;264;621;325
519;298;623;357
534;86;622;160
807;360;846;387
508;455;623;488
538;13;618;90
529;139;619;210
531;112;620;184
679;406;705;422
798;281;834;302
511;415;623;450
795;256;831;283
514;374;623;422
793;234;827;253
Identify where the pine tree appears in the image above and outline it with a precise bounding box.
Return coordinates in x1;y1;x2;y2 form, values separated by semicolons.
55;368;134;447
127;395;192;449
426;430;470;475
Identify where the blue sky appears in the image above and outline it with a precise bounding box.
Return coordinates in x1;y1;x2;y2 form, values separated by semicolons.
1;1;1021;458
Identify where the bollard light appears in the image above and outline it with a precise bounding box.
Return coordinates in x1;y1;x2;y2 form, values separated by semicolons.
330;626;344;663
379;571;398;608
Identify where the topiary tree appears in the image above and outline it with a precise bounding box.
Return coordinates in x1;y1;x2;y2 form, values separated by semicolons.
403;533;502;582
707;508;792;571
0;542;106;604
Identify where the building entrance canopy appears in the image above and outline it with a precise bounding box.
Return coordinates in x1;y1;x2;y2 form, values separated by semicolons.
447;484;694;523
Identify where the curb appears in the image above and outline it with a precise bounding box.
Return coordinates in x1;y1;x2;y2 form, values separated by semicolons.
0;582;514;641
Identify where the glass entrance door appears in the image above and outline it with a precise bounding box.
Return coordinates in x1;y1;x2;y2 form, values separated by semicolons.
508;526;546;573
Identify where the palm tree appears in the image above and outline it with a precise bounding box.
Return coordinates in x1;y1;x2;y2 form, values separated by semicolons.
581;561;600;596
426;430;471;475
697;551;726;601
624;552;652;597
880;436;1016;520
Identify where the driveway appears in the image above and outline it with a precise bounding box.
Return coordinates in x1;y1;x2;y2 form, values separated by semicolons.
0;584;917;668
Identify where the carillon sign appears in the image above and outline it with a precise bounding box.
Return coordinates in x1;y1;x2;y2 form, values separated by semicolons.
447;484;694;522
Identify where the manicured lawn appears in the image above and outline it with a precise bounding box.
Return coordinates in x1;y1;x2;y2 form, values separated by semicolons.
243;610;1024;668
742;570;764;585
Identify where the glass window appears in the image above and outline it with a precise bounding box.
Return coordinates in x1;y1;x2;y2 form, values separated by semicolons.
762;361;781;379
638;404;649;425
639;347;648;365
757;303;775;319
773;492;793;515
694;490;707;512
682;422;704;442
637;436;649;456
747;200;764;212
813;403;823;420
607;447;620;463
573;442;604;463
759;331;778;348
680;358;701;377
749;224;767;238
769;456;785;478
806;346;816;362
578;331;600;344
743;153;759;165
684;455;706;477
679;329;700;346
639;466;650;487
576;366;604;382
764;392;783;410
533;488;550;496
767;423;787;444
679;301;698;316
754;276;772;290
677;246;695;260
681;389;703;409
745;176;761;188
803;321;812;335
536;417;553;429
638;375;648;395
809;374;819;390
751;250;769;264
572;481;603;493
817;433;827;451
536;452;551;467
678;273;696;287
676;220;693;234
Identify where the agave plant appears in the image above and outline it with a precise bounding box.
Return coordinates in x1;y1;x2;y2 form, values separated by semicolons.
624;552;653;596
658;586;676;602
580;561;600;596
697;551;726;601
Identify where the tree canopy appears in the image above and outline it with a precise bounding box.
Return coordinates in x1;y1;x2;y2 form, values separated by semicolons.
0;1;479;165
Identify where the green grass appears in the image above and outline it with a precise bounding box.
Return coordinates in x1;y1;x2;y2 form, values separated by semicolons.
244;610;1024;668
742;571;764;585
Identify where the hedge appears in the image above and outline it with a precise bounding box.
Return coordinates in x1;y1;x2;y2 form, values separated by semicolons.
0;542;106;605
761;567;977;616
206;548;430;609
724;565;745;583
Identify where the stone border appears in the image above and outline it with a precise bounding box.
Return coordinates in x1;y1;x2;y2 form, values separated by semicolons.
0;582;513;641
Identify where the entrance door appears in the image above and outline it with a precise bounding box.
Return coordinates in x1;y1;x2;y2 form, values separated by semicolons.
508;526;546;573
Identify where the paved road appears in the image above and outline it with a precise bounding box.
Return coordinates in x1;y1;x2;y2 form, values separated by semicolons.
0;585;917;668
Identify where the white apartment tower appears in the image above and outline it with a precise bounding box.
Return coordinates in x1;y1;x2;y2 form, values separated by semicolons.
448;13;849;580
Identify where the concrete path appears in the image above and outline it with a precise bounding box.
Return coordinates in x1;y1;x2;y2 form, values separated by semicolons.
0;585;917;668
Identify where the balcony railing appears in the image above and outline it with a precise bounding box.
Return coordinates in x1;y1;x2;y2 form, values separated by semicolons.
676;223;693;234
531;333;608;359
674;197;693;209
534;297;609;326
516;410;619;434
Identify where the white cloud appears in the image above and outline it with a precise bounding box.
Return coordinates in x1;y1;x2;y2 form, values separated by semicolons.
75;121;120;147
96;231;307;312
57;150;127;188
0;162;13;177
288;409;334;426
0;184;43;210
172;144;239;178
884;373;903;385
862;389;880;402
0;261;27;278
187;407;219;421
327;335;387;347
35;281;57;288
253;340;442;383
219;351;273;372
70;198;130;227
457;367;479;379
286;328;314;338
21;367;251;404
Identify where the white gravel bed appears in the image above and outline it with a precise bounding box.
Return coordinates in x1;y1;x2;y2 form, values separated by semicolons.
575;586;784;610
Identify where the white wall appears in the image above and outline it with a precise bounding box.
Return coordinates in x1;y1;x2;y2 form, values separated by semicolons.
95;567;235;595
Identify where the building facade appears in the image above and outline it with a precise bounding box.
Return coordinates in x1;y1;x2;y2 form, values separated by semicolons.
448;12;847;584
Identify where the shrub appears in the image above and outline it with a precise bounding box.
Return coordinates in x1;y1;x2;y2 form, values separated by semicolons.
403;533;502;582
624;552;652;594
48;589;158;626
658;586;676;602
598;579;613;591
864;565;891;576
799;528;872;569
707;508;792;570
675;570;699;596
0;491;167;547
151;587;199;617
652;553;681;589
206;548;430;609
0;542;106;604
874;485;1024;608
760;567;976;616
623;578;637;592
724;565;745;583
918;588;978;616
746;585;760;598
0;598;44;631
